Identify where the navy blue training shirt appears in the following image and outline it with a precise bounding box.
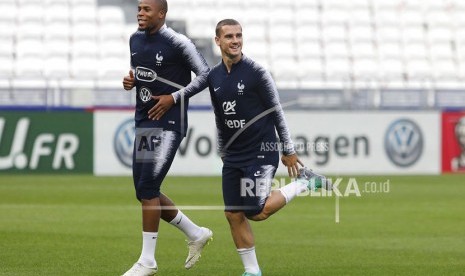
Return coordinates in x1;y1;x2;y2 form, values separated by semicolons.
129;25;209;134
208;55;295;167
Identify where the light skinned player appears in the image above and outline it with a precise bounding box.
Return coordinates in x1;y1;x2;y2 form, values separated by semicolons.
207;19;331;276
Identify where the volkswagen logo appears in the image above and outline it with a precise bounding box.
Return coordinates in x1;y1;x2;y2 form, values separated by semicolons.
114;119;135;168
139;86;152;103
385;119;423;167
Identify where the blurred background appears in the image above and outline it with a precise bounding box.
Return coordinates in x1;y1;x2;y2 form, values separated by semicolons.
0;0;464;175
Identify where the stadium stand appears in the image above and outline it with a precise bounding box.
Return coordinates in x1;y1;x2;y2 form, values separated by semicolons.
0;0;465;108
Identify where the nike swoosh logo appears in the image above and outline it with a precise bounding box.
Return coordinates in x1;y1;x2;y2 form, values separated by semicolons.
254;172;262;177
214;87;220;92
176;216;183;225
131;52;137;56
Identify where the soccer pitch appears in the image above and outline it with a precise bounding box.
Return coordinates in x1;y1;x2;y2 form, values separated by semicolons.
1;175;464;276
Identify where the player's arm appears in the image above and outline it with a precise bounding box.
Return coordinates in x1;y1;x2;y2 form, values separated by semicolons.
209;84;225;159
148;36;210;120
257;69;302;177
123;37;136;91
171;36;210;103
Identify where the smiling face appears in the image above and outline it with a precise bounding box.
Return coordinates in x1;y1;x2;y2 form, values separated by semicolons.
137;0;166;34
215;23;243;63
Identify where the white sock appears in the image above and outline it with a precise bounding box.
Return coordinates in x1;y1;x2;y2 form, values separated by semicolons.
137;232;157;268
237;247;260;274
169;210;203;241
278;181;309;204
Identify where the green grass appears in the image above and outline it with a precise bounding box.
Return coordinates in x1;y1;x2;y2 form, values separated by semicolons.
1;175;465;275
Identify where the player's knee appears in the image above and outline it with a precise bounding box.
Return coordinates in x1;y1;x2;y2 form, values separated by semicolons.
247;210;270;221
224;211;246;225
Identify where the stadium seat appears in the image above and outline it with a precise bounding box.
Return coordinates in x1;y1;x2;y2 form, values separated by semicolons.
43;57;70;79
0;22;16;41
16;23;44;41
322;25;347;43
321;9;350;26
295;24;321;43
16;40;45;59
244;41;269;62
244;0;268;9
71;41;99;59
98;6;126;25
44;40;70;58
98;24;126;42
430;43;454;61
44;23;70;41
268;25;295;42
402;43;428;60
373;0;404;11
351;42;376;59
349;0;370;9
46;0;70;5
270;41;296;59
271;59;300;89
269;0;293;9
350;9;372;26
14;57;45;78
324;42;350;59
324;58;352;82
99;41;128;58
18;0;43;4
0;39;14;58
378;42;402;59
348;25;373;43
295;8;320;25
243;24;267;42
187;18;215;38
293;0;320;9
375;9;401;27
98;57;128;79
352;58;380;82
269;9;294;26
18;5;44;24
0;3;17;24
70;58;99;79
432;59;458;81
380;58;405;84
297;41;322;60
72;23;98;41
71;6;97;24
426;10;451;27
427;26;453;43
400;10;424;27
70;0;96;7
298;58;326;89
0;57;14;78
405;59;432;83
322;0;352;10
376;26;402;43
243;8;269;25
45;4;70;23
401;26;425;44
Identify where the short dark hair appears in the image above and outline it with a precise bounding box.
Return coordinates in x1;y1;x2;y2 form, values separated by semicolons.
215;19;241;37
158;0;168;14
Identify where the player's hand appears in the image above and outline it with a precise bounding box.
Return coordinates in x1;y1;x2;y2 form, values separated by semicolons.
123;70;135;90
281;154;304;178
148;95;175;120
